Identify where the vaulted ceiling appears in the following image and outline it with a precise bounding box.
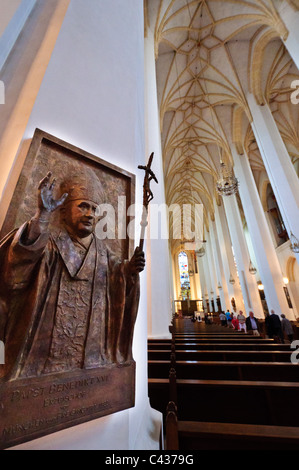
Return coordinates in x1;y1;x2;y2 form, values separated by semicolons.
146;0;299;250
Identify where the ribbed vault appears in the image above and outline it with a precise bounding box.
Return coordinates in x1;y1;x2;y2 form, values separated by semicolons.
147;0;299;252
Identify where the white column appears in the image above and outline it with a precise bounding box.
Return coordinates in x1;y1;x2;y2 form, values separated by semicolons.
232;147;296;320
192;255;202;302
173;252;181;301
0;0;36;72
279;1;299;71
206;230;220;311
187;251;197;300
247;94;299;265
222;194;264;318
168;245;176;316
145;24;172;338
214;201;245;313
197;253;207;311
202;252;213;311
194;255;203;307
209;215;230;311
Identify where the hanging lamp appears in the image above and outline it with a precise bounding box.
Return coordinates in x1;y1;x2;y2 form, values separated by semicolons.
249;260;257;275
216;161;239;197
290;232;299;253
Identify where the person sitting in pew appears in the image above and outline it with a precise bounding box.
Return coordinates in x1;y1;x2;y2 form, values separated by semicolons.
231;314;239;331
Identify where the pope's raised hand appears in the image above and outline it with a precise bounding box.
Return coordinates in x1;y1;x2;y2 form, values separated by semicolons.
38;172;68;213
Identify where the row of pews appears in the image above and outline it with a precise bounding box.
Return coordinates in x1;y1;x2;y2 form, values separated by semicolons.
148;319;299;450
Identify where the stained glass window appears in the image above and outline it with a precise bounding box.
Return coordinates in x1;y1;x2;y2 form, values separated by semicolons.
178;251;191;300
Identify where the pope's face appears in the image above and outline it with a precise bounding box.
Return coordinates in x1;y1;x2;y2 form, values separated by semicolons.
63;200;99;238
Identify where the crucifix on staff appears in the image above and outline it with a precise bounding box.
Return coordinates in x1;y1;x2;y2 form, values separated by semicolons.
138;152;159;252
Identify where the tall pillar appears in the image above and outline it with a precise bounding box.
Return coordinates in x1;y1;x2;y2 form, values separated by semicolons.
247;94;299;265
232;147;296;320
168;245;176;317
209;215;230;311
145;24;172;338
0;0;37;72
197;253;207;311
187;251;198;300
202;252;213;311
214;201;245;313
222;194;264;318
206;230;220;311
192;252;202;302
279;1;299;71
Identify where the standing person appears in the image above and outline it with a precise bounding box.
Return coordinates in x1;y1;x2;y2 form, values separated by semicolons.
245;311;260;336
269;310;284;343
225;309;232;328
237;311;246;333
281;314;294;343
219;311;227;327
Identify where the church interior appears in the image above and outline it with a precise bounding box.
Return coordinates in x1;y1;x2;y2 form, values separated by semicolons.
0;0;299;451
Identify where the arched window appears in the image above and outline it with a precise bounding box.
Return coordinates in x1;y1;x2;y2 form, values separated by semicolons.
178;251;191;300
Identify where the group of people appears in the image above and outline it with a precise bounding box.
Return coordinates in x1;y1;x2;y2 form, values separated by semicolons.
219;310;248;333
219;309;294;343
265;311;294;344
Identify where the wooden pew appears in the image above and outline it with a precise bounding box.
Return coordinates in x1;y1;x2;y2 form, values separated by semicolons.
149;378;299;427
174;335;265;340
148;360;299;382
150;318;299;449
148;342;291;351
148;349;292;362
177;421;299;450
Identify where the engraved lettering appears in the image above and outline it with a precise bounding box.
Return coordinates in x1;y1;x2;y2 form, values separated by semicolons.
49;376;108;394
43;391;86;408
10;387;45;402
2;401;112;439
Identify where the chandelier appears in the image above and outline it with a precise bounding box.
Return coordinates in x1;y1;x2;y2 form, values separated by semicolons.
290;232;299;253
229;274;235;285
249;260;257;275
216;161;239;197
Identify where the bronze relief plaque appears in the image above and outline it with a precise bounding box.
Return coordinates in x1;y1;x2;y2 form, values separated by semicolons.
0;129;142;449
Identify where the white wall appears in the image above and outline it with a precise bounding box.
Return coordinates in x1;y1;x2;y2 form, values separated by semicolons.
144;24;172;338
2;0;161;450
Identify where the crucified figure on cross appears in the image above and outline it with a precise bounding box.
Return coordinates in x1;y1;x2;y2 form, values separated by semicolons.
138;152;158;251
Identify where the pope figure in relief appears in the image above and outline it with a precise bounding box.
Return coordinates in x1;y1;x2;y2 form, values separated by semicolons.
0;166;145;379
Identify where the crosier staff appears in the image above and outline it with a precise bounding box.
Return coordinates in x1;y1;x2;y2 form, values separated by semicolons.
138;152;158;251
